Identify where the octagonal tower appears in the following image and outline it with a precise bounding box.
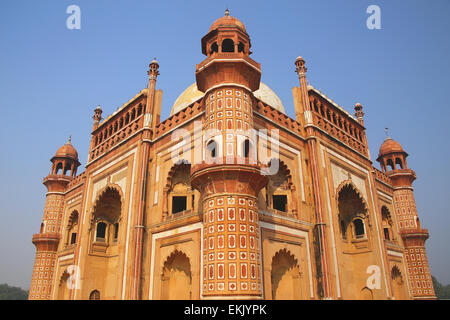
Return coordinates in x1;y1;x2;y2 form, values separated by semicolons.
377;137;436;299
191;10;268;299
29;138;81;300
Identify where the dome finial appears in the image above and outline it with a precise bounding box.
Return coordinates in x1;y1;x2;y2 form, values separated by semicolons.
385;127;390;140
225;8;230;16
67;135;72;145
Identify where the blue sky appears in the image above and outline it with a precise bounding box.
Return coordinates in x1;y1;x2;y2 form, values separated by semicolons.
0;0;449;290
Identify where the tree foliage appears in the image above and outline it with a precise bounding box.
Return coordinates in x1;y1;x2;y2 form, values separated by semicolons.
432;276;450;300
0;283;28;300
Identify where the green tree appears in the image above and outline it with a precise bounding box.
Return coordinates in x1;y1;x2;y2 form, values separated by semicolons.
432;276;450;300
0;283;28;300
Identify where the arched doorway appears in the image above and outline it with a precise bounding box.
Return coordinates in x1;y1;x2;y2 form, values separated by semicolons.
85;185;122;299
161;250;192;300
57;270;70;300
271;249;302;300
391;265;408;300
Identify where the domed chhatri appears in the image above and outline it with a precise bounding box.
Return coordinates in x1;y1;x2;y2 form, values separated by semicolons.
209;9;247;33
53;137;79;161
378;137;406;159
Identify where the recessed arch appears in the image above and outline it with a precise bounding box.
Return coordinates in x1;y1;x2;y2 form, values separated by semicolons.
391;265;408;300
237;41;245;53
57;270;71;300
381;206;393;241
165;162;194;217
210;42;218;54
206;139;218;159
221;38;234;52
262;159;297;215
336;181;368;240
66;210;79;245
270;248;301;300
89;290;100;300
161;250;192;300
92;184;123;224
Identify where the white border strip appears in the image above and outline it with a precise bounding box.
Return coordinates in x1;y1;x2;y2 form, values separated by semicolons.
323;176;341;298
58;254;74;262
387;250;403;258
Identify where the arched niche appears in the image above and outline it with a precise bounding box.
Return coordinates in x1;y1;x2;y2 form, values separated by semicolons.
260;159;297;216
270;249;302;300
161;250;192;300
164;162;195;219
66;210;79;246
85;184;123;299
336;182;368;241
57;270;70;300
391;265;408;300
381;206;394;241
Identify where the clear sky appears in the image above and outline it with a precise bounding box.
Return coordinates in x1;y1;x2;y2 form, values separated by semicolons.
0;0;449;291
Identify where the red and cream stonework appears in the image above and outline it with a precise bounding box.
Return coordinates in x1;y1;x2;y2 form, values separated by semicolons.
29;11;435;300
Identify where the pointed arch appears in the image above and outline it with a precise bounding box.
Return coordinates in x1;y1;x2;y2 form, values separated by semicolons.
161;250;192;300
360;286;373;300
89;290;100;300
164;162;194;217
66;210;79;246
336;181;368;240
381;206;394;241
57;270;70;300
84;185;123;299
91;184;124;224
391;265;408;300
67;210;79;228
263;159;297;215
165;161;192;191
270;248;302;300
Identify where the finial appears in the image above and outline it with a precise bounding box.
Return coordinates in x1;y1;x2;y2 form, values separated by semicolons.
385;127;390;140
67;135;72;144
225;8;230;16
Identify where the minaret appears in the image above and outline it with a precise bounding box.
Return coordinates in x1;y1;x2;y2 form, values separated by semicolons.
376;137;436;299
191;10;268;298
130;58;160;299
145;58;161;137
29;138;80;300
294;56;332;299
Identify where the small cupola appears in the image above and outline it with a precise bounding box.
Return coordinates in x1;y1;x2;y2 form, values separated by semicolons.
50;137;81;177
201;9;251;57
376;134;408;173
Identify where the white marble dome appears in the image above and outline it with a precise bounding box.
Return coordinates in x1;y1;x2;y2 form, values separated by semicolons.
170;82;286;115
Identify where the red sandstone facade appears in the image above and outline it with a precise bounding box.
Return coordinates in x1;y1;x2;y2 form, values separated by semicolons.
29;11;435;300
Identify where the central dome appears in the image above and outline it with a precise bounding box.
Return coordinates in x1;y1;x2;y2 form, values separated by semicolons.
170;82;286;116
209;9;247;33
